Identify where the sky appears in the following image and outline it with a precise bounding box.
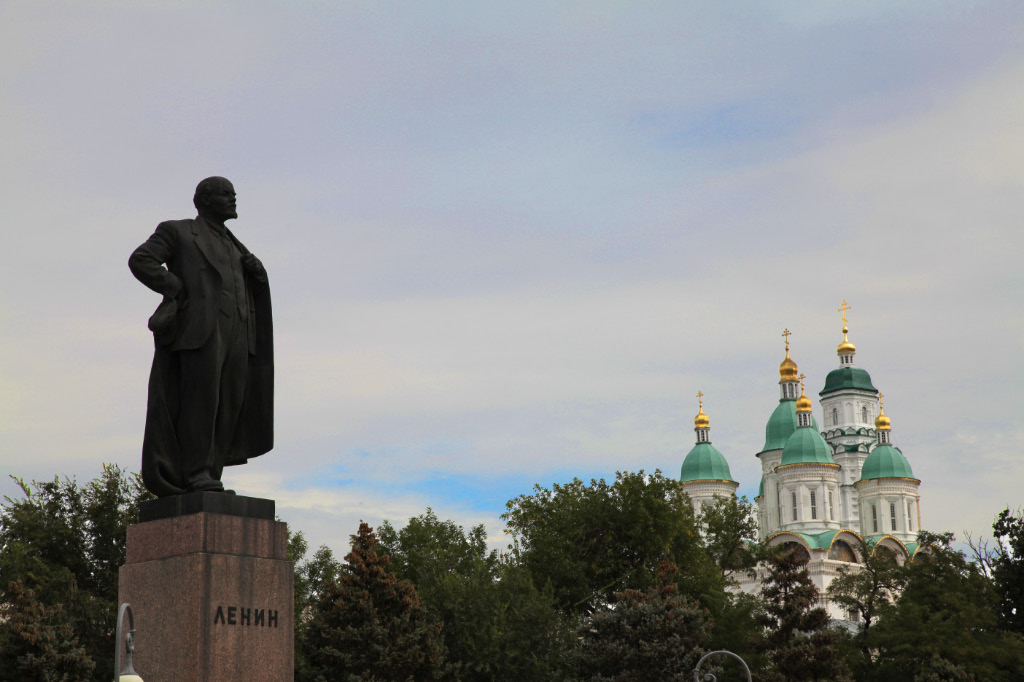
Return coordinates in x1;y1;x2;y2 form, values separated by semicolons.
2;1;1022;558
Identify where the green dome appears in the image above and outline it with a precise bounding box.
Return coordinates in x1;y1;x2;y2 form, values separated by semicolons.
820;367;877;395
780;427;835;466
763;400;819;451
860;445;915;480
680;442;734;482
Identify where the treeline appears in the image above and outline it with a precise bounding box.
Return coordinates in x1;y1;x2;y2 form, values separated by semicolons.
2;465;1023;681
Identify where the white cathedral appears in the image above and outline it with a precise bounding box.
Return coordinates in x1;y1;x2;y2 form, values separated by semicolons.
678;303;923;620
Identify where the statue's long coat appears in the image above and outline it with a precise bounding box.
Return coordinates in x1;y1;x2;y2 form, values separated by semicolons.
130;218;274;496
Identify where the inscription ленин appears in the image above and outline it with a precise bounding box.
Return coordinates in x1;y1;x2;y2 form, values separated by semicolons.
213;606;279;627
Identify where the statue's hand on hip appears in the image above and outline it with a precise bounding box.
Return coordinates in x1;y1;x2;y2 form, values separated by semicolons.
148;297;179;344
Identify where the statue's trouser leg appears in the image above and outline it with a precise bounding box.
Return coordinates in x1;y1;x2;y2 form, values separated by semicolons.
176;312;248;490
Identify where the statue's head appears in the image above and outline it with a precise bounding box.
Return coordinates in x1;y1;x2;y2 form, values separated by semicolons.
194;176;237;223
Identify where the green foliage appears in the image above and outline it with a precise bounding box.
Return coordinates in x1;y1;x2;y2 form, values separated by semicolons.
575;561;711;682
912;655;973;682
689;496;765;669
869;531;1024;682
289;529;343;682
755;549;850;682
707;590;768;674
0;581;95;682
0;465;151;682
378;509;496;585
697;494;762;577
305;522;454;682
991;507;1024;636
827;537;906;677
377;509;574;682
502;470;723;616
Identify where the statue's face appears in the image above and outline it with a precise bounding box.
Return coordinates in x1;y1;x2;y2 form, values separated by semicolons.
201;179;237;222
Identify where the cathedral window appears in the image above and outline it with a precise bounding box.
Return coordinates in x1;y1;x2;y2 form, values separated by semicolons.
890;503;897;531
862;406;868;423
829;491;834;520
832;407;838;425
792;492;798;521
810;491;817;520
872;505;878;533
908;502;913;531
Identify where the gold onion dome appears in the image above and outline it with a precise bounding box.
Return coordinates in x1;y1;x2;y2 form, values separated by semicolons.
779;329;798;382
694;392;710;428
875;394;891;430
795;375;812;412
837;324;856;355
779;352;799;382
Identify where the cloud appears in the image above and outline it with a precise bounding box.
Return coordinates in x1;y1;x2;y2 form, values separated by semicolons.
1;2;1022;558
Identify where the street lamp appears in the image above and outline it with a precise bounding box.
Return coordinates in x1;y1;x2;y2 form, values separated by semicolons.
114;603;143;682
693;649;752;682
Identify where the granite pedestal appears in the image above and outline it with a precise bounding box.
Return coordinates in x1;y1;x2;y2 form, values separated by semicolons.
118;493;294;682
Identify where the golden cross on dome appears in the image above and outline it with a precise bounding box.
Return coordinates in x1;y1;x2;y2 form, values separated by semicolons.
696;390;704;410
799;373;806;392
878;392;885;410
837;299;853;341
781;328;792;352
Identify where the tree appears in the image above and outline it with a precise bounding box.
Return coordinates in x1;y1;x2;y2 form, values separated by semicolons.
502;470;723;616
912;656;972;682
697;494;761;577
575;561;711;682
694;491;767;665
0;581;94;682
991;507;1024;636
870;531;1024;682
706;590;768;676
827;538;905;676
305;523;454;682
377;509;574;682
0;466;151;682
378;509;496;587
755;548;850;682
289;530;343;682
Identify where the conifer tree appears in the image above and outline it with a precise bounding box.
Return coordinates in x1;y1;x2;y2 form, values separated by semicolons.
305;523;454;682
755;548;850;682
0;581;95;682
575;562;711;682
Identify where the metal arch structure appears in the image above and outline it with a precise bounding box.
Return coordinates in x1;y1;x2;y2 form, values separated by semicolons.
693;649;752;682
114;602;140;682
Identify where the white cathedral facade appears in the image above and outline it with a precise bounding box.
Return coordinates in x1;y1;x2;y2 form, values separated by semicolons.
677;304;923;619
